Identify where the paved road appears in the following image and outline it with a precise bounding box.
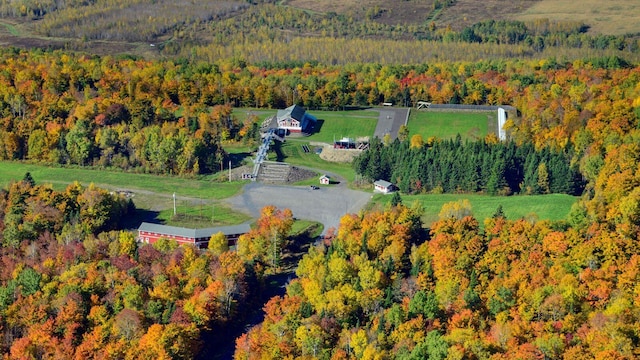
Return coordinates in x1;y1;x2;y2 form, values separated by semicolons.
374;108;410;140
224;182;372;234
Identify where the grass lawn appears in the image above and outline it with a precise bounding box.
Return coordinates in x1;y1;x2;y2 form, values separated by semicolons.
409;110;493;140
370;193;578;227
0;161;250;228
232;108;276;123
290;219;324;238
305;110;379;143
273;141;357;182
0;161;244;199
233;108;379;144
157;202;252;228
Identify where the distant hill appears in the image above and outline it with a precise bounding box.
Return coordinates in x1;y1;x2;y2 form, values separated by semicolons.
284;0;640;35
0;0;638;62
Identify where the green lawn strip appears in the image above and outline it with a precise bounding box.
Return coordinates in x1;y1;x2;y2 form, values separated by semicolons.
0;20;20;36
371;193;578;227
408;110;492;140
233;108;276;123
275;141;356;182
0;161;244;200
290;220;324;238
156;202;252;228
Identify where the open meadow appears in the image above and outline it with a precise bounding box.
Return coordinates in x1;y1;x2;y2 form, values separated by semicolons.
0;161;248;228
515;0;640;36
408;109;494;140
370;192;578;226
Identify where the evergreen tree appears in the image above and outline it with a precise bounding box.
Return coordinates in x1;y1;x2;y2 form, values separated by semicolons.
492;204;506;219
390;191;402;207
22;172;35;187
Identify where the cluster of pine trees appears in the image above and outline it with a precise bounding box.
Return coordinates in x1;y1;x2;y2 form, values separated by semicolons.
353;136;584;196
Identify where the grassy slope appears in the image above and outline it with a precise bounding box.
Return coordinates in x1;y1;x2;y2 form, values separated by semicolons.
370;193;577;227
515;0;640;36
0;0;637;63
0;161;243;199
275;140;356;182
286;0;640;35
0;161;249;228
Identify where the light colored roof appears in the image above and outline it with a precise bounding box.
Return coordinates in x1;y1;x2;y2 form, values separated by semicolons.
374;180;393;188
138;222;251;239
277;105;306;121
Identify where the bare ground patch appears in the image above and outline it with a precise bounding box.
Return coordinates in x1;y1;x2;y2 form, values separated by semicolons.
312;143;363;163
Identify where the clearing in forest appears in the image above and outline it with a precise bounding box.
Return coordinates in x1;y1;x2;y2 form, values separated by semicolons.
408;109;493;141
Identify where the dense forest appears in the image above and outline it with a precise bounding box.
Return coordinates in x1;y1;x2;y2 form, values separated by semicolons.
0;179;305;358
0;1;640;357
234;199;640;359
353;137;584;196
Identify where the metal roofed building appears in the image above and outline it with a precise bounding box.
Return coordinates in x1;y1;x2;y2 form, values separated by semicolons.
374;180;395;194
137;222;251;249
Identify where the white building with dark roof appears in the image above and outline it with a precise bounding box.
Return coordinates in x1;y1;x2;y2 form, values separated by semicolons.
374;180;395;194
275;105;317;134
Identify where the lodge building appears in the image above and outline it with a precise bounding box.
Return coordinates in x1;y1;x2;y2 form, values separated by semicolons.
137;222;251;249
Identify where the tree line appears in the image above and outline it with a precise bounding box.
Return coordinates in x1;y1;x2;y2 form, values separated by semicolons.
0;48;638;185
353;136;585;196
1;173;133;248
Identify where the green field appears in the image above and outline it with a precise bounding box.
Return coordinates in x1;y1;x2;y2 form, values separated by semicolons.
272;141;357;182
0;161;249;228
370;193;578;226
304;110;378;143
0;161;243;199
409;110;494;140
156;202;252;228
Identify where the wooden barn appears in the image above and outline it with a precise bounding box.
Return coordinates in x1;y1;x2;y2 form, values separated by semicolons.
137;222;251;249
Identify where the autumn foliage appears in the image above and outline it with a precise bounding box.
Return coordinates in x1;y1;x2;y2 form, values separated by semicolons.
0;180;256;358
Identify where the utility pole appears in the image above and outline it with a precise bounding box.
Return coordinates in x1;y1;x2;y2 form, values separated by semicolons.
229;160;231;182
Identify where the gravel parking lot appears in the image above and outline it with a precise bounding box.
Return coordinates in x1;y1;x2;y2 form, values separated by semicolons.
224;182;372;234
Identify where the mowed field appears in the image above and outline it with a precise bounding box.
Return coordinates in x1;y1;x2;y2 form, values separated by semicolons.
408;109;493;140
371;193;578;226
0;161;248;228
233;108;378;143
306;110;378;143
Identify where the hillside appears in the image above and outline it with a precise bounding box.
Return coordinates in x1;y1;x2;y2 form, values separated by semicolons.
0;0;639;63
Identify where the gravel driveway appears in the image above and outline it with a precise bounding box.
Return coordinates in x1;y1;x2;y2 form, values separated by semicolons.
224;182;372;234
